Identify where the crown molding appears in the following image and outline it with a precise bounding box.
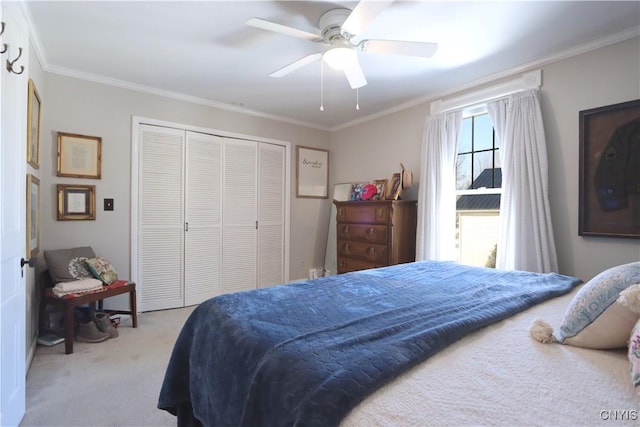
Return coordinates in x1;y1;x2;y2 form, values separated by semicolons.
22;5;638;134
331;27;639;131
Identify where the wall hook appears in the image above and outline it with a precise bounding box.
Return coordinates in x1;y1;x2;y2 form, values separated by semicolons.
6;46;24;75
0;22;6;54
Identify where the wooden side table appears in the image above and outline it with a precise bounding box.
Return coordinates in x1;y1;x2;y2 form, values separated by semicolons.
39;272;138;354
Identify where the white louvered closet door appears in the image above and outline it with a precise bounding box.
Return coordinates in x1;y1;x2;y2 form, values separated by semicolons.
139;125;185;311
184;132;223;306
257;143;285;288
222;139;258;293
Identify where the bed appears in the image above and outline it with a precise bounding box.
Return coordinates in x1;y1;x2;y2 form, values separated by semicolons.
158;260;640;426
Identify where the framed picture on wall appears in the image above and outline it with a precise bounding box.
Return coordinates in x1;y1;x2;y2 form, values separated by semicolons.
27;79;41;169
26;174;40;256
57;132;102;179
579;99;639;238
57;184;96;220
296;145;329;198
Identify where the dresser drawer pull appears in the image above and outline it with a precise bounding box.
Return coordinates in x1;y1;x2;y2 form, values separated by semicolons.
377;208;385;217
367;247;376;255
366;228;376;236
343;225;350;234
344;243;351;251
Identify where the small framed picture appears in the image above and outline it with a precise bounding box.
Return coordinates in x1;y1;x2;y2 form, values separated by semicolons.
26;174;40;256
387;173;402;200
57;132;102;179
373;179;388;200
27;79;41;169
57;184;96;220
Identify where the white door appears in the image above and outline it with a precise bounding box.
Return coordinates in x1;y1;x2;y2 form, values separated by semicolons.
257;143;285;287
0;3;27;425
138;125;185;311
184;131;222;305
222;139;258;293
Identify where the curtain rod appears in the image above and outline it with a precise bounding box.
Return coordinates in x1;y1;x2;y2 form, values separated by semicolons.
430;69;542;115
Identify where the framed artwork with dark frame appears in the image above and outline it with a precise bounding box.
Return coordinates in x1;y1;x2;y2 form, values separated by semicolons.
57;184;96;220
296;145;329;198
27;79;41;169
26;174;40;256
579;99;639;238
57;132;102;179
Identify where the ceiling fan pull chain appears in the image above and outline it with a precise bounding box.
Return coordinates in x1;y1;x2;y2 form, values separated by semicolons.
320;60;325;111
356;87;360;111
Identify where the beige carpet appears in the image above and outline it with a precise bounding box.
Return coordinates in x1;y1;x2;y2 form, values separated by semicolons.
21;306;195;427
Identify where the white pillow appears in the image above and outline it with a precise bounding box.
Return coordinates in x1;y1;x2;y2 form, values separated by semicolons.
530;262;640;349
562;300;637;349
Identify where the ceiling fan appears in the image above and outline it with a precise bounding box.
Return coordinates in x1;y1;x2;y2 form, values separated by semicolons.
246;0;438;89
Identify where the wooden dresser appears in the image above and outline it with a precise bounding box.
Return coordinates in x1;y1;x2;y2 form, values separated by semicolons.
334;200;417;274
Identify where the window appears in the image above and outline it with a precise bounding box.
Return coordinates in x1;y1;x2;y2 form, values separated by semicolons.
455;112;501;268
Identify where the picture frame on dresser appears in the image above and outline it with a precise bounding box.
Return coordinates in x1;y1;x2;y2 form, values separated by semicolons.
27;79;41;169
373;179;387;200
387;173;402;200
578;99;639;238
57;132;102;179
296;145;329;198
57;184;96;220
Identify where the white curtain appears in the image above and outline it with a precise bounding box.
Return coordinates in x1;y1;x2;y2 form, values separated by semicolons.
416;111;462;261
487;89;559;272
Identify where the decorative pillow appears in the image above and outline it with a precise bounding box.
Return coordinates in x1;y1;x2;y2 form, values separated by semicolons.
561;300;638;349
86;256;118;284
44;246;96;284
618;284;640;314
629;319;640;396
530;262;640;349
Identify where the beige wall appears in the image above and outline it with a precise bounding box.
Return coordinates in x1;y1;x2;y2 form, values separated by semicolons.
38;74;332;289
33;37;640;317
331;37;640;281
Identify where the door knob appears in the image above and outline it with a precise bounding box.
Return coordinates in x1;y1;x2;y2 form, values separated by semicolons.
21;257;35;268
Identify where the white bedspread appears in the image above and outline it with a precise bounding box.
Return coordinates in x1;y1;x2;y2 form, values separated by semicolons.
343;285;639;426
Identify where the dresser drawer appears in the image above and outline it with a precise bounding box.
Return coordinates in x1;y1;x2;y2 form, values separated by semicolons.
336;204;389;224
336;223;388;245
337;257;384;274
337;240;388;263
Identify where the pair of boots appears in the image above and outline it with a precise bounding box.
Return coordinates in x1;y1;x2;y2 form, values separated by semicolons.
76;312;118;343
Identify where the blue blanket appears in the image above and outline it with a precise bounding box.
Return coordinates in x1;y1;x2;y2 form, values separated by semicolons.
158;261;581;426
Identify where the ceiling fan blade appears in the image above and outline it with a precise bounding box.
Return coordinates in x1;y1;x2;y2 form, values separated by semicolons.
342;0;394;37
360;40;438;58
343;59;367;89
270;53;322;78
246;17;322;42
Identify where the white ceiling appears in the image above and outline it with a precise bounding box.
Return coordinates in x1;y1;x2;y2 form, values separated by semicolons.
23;1;640;130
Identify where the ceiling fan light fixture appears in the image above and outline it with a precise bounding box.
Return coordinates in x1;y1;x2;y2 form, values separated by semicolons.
323;44;357;70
